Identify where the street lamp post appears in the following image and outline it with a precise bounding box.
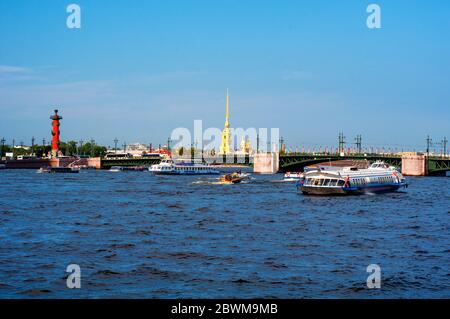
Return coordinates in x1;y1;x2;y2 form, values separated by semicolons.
442;137;448;158
256;133;259;154
0;137;5;158
114;138;118;154
426;135;432;157
31;136;35;156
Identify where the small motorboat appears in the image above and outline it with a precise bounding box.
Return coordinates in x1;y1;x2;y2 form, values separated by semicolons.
0;164;6;170
219;172;248;184
38;166;80;174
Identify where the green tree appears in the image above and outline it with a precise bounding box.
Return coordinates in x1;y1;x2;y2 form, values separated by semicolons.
66;140;78;156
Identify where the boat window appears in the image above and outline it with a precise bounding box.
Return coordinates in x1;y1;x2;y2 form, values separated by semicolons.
337;180;345;186
323;179;331;186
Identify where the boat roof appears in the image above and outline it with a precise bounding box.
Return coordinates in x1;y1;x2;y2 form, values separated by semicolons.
158;159;211;166
304;166;396;178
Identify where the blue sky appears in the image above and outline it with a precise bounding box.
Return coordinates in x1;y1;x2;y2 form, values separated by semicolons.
0;0;449;150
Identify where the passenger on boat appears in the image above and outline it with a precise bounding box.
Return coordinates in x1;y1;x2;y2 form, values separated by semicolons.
344;176;350;188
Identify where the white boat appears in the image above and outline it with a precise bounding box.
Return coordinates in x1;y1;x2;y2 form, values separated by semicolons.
149;159;220;175
283;172;303;181
37;166;80;174
298;161;407;195
109;166;145;172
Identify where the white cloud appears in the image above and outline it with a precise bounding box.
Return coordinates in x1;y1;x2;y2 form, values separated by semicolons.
0;65;32;74
281;70;309;81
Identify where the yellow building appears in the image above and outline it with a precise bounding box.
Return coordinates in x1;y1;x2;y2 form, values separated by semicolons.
239;136;252;154
219;89;232;155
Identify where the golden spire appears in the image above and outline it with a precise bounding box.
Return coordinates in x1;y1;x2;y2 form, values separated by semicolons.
219;88;231;155
225;88;229;128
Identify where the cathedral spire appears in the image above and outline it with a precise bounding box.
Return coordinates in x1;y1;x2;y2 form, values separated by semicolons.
225;88;229;128
219;88;232;155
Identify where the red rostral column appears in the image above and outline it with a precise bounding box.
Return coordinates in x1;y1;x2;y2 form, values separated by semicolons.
50;109;62;157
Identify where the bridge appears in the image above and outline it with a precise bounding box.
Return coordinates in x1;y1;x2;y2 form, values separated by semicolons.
279;154;401;171
279;153;450;176
279;153;449;176
100;154;251;169
427;157;450;176
99;153;449;176
100;155;161;169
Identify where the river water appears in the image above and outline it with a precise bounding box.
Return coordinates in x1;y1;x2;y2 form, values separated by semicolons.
0;169;449;298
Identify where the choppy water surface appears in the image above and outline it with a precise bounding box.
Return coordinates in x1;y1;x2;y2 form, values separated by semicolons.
0;169;449;298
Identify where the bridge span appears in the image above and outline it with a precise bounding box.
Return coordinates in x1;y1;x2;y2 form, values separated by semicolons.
99;153;449;176
279;153;449;176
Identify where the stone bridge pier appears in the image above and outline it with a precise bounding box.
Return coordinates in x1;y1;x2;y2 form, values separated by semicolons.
401;153;428;176
253;152;279;174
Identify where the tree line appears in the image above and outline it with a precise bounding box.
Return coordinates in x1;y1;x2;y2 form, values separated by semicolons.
0;141;107;158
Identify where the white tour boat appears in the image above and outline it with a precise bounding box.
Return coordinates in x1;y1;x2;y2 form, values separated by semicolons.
283;172;303;181
297;161;407;195
149;159;220;175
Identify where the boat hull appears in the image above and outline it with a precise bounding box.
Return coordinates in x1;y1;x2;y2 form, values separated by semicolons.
151;171;220;175
38;167;80;174
300;183;405;196
219;173;245;183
